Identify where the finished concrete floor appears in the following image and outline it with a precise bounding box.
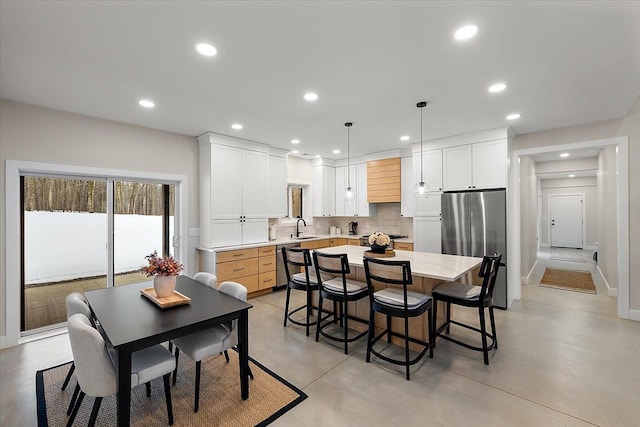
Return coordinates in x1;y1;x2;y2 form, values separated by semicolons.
2;250;639;426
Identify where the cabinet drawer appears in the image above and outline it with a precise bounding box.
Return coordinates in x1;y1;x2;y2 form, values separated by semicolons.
232;274;259;293
258;255;276;273
216;248;259;263
347;238;361;246
394;242;414;251
216;258;259;281
258;271;276;290
258;245;276;256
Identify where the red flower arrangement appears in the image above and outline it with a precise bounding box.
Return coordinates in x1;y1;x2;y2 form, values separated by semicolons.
141;251;183;277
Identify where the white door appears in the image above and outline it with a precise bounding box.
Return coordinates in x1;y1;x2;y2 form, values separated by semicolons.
414;149;443;216
443;145;472;191
334;166;346;216
550;194;583;248
210;145;243;219
472;139;507;189
241;150;267;219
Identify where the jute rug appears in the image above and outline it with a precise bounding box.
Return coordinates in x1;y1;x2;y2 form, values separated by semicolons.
539;268;596;294
36;351;306;426
549;248;586;263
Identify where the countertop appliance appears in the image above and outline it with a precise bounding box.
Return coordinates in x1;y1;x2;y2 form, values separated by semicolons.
348;221;358;235
359;234;408;249
441;190;507;309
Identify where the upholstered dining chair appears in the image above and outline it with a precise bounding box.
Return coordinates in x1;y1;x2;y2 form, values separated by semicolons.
313;251;370;355
193;271;218;289
61;293;93;392
363;257;433;380
432;253;502;365
171;281;251;413
66;313;176;426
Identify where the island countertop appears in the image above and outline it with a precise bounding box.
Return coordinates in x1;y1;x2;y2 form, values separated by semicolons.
315;245;482;282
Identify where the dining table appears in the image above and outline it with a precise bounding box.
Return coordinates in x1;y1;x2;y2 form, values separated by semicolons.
84;275;253;427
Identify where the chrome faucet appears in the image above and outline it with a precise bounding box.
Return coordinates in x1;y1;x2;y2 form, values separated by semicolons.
296;218;306;237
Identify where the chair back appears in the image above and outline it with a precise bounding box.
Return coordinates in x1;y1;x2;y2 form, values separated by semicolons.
282;247;313;283
194;271;218;288
218;281;248;344
67;313;116;398
313;251;350;294
363;257;413;309
477;253;502;302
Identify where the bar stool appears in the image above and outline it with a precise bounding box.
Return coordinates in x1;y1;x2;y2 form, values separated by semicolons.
432;253;502;365
281;247;334;336
363;257;433;380
313;251;369;354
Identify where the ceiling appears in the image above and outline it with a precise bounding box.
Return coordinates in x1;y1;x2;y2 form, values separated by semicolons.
1;1;639;159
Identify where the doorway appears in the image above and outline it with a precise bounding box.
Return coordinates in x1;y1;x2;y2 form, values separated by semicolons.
549;194;584;248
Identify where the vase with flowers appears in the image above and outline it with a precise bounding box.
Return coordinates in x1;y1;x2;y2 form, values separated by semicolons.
368;232;391;254
141;251;184;298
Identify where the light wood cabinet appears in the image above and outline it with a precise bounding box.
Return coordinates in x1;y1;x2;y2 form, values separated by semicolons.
443;139;506;191
393;242;414;251
216;245;276;293
347;238;361;246
367;157;401;203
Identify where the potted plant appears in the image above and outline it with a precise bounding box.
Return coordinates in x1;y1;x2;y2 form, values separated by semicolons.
141;251;184;297
368;232;391;254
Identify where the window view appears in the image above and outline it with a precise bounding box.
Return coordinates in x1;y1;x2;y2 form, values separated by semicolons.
22;176;175;333
289;185;303;218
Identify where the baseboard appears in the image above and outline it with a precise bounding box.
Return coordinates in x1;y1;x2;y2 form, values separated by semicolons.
629;309;640;322
521;259;538;285
541;243;550;248
596;266;617;297
584;245;597;250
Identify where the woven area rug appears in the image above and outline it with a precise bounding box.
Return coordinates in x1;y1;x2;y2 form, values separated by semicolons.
36;351;306;426
539;268;596;294
549;248;586;263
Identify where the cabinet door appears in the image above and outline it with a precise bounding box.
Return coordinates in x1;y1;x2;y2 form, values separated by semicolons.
413;216;442;254
312;166;323;217
356;163;370;216
242;218;268;245
414;149;443;216
211;145;243;219
267;156;287;218
242;150;267;218
334;166;346;216
472;139;507;189
323;166;336;216
400;156;415;217
343;165;357;216
211;219;242;247
443;145;472;191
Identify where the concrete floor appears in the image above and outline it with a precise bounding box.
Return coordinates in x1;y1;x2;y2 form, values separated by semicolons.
2;249;639;426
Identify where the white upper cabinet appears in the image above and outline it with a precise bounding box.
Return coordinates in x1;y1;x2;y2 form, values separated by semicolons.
414;149;442;216
443;139;506;191
335;163;372;217
312;164;335;217
267;155;287;218
241;149;268;218
400;156;415;217
356;163;371;216
334;166;346;216
210;144;243;219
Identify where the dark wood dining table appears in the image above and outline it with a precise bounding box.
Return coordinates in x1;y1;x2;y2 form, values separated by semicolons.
84;276;253;427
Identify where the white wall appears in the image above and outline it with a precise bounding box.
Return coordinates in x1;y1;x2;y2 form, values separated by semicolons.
0;99;199;341
520;156;538;281
536;157;598;174
598;145;618;291
287;156;312;184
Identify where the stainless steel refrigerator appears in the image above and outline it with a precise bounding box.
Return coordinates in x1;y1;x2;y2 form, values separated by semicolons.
441;190;507;309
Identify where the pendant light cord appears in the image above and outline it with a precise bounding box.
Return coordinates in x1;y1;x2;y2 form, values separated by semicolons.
420;105;424;182
345;122;352;188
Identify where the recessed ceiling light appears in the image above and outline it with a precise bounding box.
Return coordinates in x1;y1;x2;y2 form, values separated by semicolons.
568;174;576;178
231;123;243;130
291;139;300;144
304;92;318;101
292;150;299;154
332;149;340;154
196;43;217;57
138;99;155;108
454;25;478;40
315;155;321;158
400;135;410;142
488;83;507;93
506;113;521;120
560;153;570;158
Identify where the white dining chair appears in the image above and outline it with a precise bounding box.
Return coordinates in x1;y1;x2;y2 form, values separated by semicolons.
193;272;218;288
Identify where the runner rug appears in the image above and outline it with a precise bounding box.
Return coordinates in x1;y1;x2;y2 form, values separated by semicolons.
549;247;586;263
539;268;596;294
36;351;306;426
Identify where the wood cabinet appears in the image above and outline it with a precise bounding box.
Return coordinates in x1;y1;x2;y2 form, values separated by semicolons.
335;163;373;217
367;157;401;203
299;238;345;250
393;242;414;251
216;245;276;293
312;165;336;217
413;216;442;254
347;238;360;246
443;139;506;191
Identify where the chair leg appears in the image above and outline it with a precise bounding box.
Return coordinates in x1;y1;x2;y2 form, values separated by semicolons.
283;285;292;327
479;306;489;365
305;287;312;337
163;373;174;425
489;306;498;349
432;299;438;349
428;307;434;358
194;360;201;412
366;308;375;363
224;349;230;363
88;396;102;427
61;362;75;391
248;365;254;380
386;314;392;343
315;295;324;342
146;382;151;397
446;302;451;334
404;316;410;381
66;390;85;427
172;347;180;386
168;341;173;353
66;383;80;415
343;301;349;355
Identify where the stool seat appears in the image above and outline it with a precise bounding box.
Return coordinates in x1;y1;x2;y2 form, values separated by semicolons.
374;287;431;309
432;282;481;300
323;277;367;295
292;271;333;286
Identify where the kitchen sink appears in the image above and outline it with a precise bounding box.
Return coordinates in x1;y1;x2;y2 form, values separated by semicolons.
292;235;316;240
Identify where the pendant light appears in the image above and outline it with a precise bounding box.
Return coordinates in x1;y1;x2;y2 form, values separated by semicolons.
414;101;431;198
344;122;355;201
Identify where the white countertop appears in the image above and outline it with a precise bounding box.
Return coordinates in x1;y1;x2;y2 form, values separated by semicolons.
317;245;482;282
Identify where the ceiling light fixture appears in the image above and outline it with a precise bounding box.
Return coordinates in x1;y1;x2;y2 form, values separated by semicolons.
344;122;355;201
400;135;410;142
138;99;155;108
454;25;478;40
292;150;299;154
231;123;243;130
488;83;507;93
414;101;436;199
560;153;570;158
304;92;318;101
196;43;217;57
506;113;521;120
291;139;300;144
332;149;340;154
568;174;576;178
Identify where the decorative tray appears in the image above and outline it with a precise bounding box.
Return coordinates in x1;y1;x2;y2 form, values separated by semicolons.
141;287;191;309
364;249;396;258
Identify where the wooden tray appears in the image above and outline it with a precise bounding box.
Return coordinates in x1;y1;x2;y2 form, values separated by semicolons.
364;249;396;258
141;287;191;309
